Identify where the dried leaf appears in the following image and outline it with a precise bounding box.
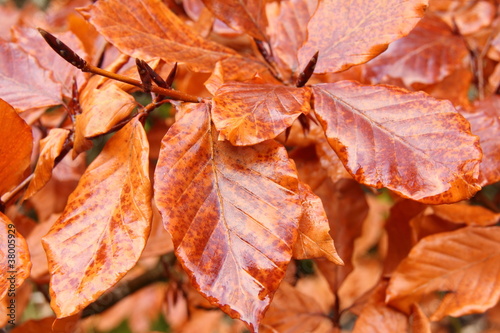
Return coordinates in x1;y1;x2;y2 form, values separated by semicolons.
0;41;62;111
0;212;31;302
454;1;495;35
0;99;33;196
24;129;71;200
363;15;469;88
260;282;334;333
212;79;311;145
80;0;238;72
312;81;482;203
202;0;267;40
387;226;500;320
293;182;343;265
154;103;301;330
463;96;500;186
42;118;152;317
297;0;428;74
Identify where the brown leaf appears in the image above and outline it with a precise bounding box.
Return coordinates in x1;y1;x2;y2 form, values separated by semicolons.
260;282;334;333
353;280;409;333
79;0;238;72
202;0;267;40
212;78;311;145
297;0;428;74
24;129;71;200
312;81;482;203
431;203;500;226
0;212;31;302
266;0;318;81
0;41;62;111
42;117;152;317
363;15;469;88
0;99;33;196
293;182;343;264
454;1;495;35
463;96;500;186
154;103;302;331
387;226;500;320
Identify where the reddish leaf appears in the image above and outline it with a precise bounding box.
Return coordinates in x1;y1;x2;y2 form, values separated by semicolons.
454;1;495;35
0;212;31;302
0;41;62;111
363;15;469;88
353;280;409;333
202;0;267;40
11;26;88;98
79;0;238;72
463;96;500;186
260;282;334;333
24;129;71;200
0;99;33;196
293;182;343;264
297;0;428;74
312;81;482;203
266;0;318;81
154;103;301;331
314;135;351;183
431;203;500;226
212;78;311;145
42;118;152;317
387;226;500;320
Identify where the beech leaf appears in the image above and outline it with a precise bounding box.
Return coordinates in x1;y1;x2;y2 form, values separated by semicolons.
79;0;238;72
201;0;268;40
0;99;33;196
0;41;62;111
212;79;311;146
387;226;500;320
297;0;428;74
42;118;152;317
24;128;71;200
0;212;31;301
312;81;482;203
154;103;301;331
293;182;343;265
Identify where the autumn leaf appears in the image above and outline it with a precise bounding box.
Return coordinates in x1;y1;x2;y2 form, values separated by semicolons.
363;15;469;88
0;212;31;302
297;0;428;74
463;96;500;186
79;0;238;72
387;226;500;320
24;128;71;200
212;78;311;145
154;103;302;331
0;41;62;111
42;117;152;317
0;99;33;197
202;0;268;40
293;182;343;265
312;81;482;203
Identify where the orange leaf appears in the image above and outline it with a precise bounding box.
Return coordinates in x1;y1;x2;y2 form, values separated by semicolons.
312;81;482;203
202;0;268;40
266;0;318;81
260;281;334;333
24;129;71;200
0;212;31;303
0;41;62;111
293;182;343;265
364;15;469;88
42;117;152;317
79;0;238;72
297;0;427;74
154;103;301;331
387;226;500;320
212;79;311;145
464;96;500;186
0;99;32;196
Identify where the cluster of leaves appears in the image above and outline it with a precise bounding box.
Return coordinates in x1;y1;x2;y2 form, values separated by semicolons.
1;0;500;332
